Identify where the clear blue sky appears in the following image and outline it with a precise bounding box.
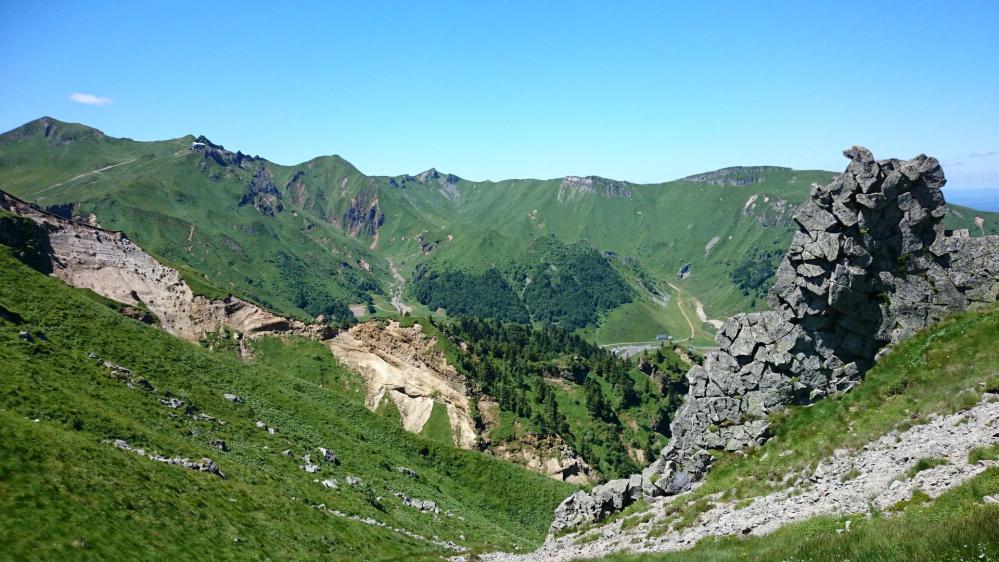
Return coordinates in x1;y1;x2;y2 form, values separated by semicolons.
1;1;997;189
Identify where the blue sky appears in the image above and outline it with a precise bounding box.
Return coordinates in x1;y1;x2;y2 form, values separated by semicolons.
1;1;997;189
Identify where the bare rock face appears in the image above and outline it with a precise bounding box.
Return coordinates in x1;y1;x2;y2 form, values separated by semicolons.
0;190;331;344
551;147;999;534
489;432;597;485
557;176;632;204
239;165;283;216
341;187;384;238
682;166;789;187
325;320;479;449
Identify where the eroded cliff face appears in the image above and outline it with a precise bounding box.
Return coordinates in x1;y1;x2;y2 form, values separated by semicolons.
326;320;478;450
488;431;596;485
0;190;324;343
551;147;999;533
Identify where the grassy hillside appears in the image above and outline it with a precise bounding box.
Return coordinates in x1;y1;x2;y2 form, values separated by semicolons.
0;244;576;560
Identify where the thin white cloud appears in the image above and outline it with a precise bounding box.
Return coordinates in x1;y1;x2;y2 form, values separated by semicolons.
69;92;112;106
968;150;997;158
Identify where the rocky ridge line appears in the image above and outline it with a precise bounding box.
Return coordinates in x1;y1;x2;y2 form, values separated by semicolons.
550;147;999;532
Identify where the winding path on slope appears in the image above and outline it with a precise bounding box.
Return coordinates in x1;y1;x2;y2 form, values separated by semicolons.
667;284;697;340
32;158;138;197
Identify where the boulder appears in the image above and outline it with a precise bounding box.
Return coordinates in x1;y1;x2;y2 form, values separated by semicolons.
159;398;184;409
318;447;339;464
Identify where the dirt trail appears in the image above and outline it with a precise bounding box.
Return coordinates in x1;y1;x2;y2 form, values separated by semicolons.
665;282;726;336
33;158;137;197
694;299;724;329
665;282;697;340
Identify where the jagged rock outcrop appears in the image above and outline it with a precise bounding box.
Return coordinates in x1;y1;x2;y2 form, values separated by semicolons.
190;135;259;169
551;147;999;533
389;169;461;202
557;176;632;203
682;166;790;187
239;166;283;216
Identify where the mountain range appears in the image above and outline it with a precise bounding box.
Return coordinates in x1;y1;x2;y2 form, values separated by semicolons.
5;117;994;349
2;117;998;560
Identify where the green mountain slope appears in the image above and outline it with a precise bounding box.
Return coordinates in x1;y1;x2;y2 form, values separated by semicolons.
2;117;996;345
0;119;386;324
0;240;575;559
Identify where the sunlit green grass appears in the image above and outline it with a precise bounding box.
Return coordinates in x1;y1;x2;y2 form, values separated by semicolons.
0;246;575;560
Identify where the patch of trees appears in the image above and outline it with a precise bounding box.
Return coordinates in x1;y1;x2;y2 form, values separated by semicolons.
412;237;632;330
729;247;783;301
520;238;632;330
411;267;529;322
440;317;686;479
271;250;371;324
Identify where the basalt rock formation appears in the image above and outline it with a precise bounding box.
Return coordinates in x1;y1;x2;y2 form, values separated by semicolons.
239;165;284;216
551;147;999;532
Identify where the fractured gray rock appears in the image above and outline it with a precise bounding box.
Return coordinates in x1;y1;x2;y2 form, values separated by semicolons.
159;398;184;409
110;439;225;479
395;493;440;513
318;447;339;464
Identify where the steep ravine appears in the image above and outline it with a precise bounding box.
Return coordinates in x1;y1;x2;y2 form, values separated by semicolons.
0;189;590;482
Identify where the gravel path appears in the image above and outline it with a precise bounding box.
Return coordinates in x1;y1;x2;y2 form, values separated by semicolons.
486;395;999;561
